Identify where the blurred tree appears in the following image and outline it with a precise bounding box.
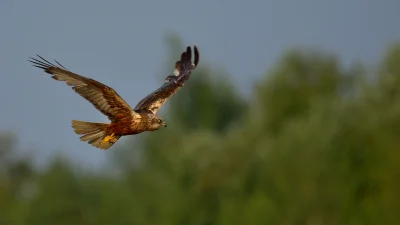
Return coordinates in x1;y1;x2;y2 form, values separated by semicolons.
253;49;350;135
0;133;34;225
24;157;137;225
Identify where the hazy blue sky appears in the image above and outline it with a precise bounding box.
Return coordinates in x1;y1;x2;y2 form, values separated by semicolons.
1;0;399;169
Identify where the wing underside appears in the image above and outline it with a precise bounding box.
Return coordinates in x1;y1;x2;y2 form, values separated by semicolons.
29;55;140;122
133;45;200;114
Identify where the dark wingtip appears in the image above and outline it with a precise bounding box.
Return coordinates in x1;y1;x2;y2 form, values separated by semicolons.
186;46;192;62
180;50;186;62
54;59;69;71
28;54;69;72
193;45;199;68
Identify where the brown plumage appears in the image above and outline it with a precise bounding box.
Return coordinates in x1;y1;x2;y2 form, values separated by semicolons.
28;46;200;150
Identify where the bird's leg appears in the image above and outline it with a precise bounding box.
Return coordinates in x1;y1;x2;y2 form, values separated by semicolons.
101;133;115;144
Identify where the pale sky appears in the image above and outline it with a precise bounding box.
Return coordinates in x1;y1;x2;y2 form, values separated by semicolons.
1;0;399;170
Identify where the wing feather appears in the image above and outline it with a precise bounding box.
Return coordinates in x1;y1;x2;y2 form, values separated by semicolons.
28;55;140;122
133;45;200;114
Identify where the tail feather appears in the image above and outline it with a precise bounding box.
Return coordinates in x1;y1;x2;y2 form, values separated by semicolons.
71;120;120;150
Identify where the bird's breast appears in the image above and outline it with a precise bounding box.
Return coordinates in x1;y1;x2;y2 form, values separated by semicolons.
108;117;147;136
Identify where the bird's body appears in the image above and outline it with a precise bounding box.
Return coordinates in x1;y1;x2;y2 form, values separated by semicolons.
29;46;199;150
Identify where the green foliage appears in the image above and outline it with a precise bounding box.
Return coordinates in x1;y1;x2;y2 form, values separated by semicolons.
1;37;400;225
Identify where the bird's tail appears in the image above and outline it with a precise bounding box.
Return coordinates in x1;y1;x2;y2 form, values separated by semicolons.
71;120;120;150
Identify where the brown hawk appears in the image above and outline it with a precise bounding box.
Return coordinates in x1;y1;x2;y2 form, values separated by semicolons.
29;46;200;150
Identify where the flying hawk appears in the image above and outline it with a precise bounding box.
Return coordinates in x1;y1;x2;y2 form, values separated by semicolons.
29;46;199;150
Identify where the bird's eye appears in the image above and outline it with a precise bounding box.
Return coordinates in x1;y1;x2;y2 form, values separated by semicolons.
158;119;162;123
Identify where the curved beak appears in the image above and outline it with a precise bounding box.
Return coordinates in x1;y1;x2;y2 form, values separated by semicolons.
163;121;167;127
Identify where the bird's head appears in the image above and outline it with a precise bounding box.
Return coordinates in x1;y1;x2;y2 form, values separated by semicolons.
149;116;167;130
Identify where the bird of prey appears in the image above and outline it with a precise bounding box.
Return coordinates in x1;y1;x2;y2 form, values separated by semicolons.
29;46;200;150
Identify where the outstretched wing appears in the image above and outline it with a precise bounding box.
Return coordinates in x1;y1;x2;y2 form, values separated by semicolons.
133;45;200;114
28;55;140;122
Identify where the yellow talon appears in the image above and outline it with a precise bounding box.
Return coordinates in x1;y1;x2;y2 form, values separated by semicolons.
101;133;115;144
